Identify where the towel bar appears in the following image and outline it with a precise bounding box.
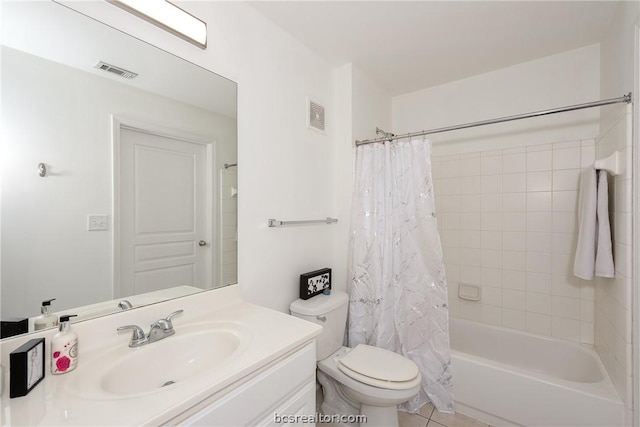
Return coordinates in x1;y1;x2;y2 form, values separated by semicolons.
268;217;338;227
594;151;621;176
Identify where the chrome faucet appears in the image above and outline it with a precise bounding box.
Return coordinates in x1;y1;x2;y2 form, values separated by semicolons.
117;310;184;348
117;300;133;310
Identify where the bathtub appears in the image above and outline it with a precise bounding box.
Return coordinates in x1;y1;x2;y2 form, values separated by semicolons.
449;318;624;426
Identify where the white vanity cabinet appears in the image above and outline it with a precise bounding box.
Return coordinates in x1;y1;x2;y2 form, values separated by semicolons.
169;342;317;426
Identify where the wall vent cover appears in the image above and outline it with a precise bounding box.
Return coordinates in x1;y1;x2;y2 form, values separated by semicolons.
307;98;325;133
94;61;138;79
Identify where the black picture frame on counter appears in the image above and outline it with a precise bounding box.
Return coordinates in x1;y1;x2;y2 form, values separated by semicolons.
300;268;331;300
10;338;45;398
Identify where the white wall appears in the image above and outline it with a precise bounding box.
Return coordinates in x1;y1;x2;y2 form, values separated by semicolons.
1;46;235;318
595;1;639;423
61;1;339;313
392;45;601;342
332;63;392;292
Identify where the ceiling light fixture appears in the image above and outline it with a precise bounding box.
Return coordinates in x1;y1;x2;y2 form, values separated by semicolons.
108;0;207;49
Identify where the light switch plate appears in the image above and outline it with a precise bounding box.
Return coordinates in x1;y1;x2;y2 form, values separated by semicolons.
87;215;108;231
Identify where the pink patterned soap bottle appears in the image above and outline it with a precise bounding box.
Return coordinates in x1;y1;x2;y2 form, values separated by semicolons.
51;314;78;375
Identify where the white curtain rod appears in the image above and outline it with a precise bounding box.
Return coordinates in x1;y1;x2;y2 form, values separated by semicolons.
355;93;632;146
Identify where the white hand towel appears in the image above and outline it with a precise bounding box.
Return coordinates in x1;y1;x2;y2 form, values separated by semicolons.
595;170;615;277
574;168;597;280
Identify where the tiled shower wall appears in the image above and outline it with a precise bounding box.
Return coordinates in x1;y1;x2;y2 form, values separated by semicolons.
593;107;633;414
220;168;238;286
433;140;597;344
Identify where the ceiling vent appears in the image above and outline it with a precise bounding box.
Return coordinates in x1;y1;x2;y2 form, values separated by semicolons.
307;98;325;134
94;61;138;79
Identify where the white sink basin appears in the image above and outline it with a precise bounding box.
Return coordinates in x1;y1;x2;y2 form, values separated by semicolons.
72;322;249;399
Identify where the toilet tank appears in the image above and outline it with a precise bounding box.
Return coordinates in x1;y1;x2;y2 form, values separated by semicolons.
290;291;349;360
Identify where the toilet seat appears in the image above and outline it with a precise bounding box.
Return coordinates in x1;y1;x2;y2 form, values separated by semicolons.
337;344;420;390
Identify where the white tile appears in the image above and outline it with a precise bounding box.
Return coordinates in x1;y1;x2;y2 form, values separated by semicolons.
503;289;526;310
481;268;502;288
481;194;502;212
615;179;632;213
442;158;461;178
460;230;481;248
552;191;578;212
481;249;502;269
482;286;502;306
526;272;552;294
527;172;552;192
527;150;552;172
527;212;552;232
503;231;526;251
481;304;502;325
460;213;481;230
614;212;632;245
459;300;481;321
552;296;581;320
460;176;481;195
481;213;502;231
439;195;461;213
527;292;552;314
460;248;481;267
581;145;596;168
503;213;526;231
581;321;594;344
553;212;577;233
553;169;581;191
481;175;502;193
553;147;581;170
460;195;481;212
581;299;595;322
441;212;460;230
552;233;575;255
460;157;481;177
581;280;595;300
527;252;552;273
503;251;526;271
443;247;460;265
551;276;581;298
502;173;526;193
503;147;526;155
502;193;526;212
502;308;526;330
502;153;526;174
527;143;553;152
433;179;441;196
552;253;573;276
481;231;502;250
441;177;461;195
503;270;526;291
460;266;482;284
431;159;443;179
481;155;502;175
526;312;552;335
526;232;552;253
441;229;460;247
552;317;581;342
553;140;581;150
527;192;552;212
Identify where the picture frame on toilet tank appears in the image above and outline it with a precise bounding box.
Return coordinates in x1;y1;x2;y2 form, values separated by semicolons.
300;268;331;300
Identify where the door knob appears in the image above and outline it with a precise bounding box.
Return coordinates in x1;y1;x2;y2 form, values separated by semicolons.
198;240;208;247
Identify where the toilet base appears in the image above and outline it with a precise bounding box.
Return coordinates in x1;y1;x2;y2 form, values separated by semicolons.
317;369;401;427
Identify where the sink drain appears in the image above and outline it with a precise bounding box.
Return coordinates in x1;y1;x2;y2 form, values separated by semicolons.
162;381;176;387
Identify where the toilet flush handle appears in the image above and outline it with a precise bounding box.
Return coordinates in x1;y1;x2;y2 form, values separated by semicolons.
316;315;326;322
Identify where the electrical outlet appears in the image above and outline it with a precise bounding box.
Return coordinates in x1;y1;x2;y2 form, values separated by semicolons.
87;215;109;231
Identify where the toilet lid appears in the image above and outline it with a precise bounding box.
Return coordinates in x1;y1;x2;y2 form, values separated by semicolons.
338;344;419;385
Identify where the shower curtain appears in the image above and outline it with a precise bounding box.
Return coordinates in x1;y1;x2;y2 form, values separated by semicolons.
348;137;454;414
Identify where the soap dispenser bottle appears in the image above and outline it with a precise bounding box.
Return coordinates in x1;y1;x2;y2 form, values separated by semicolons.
51;314;78;375
33;298;59;331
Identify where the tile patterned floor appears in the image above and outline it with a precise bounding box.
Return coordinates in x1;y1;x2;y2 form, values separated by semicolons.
317;387;491;427
399;402;492;427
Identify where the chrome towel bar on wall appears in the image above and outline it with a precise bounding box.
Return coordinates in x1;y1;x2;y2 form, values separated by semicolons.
268;217;338;227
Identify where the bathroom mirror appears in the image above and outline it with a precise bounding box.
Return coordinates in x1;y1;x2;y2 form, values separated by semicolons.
1;1;237;338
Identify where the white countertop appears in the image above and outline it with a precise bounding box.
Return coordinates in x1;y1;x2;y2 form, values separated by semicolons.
0;285;321;426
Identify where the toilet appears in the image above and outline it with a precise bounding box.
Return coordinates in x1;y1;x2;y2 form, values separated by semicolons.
290;291;421;427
